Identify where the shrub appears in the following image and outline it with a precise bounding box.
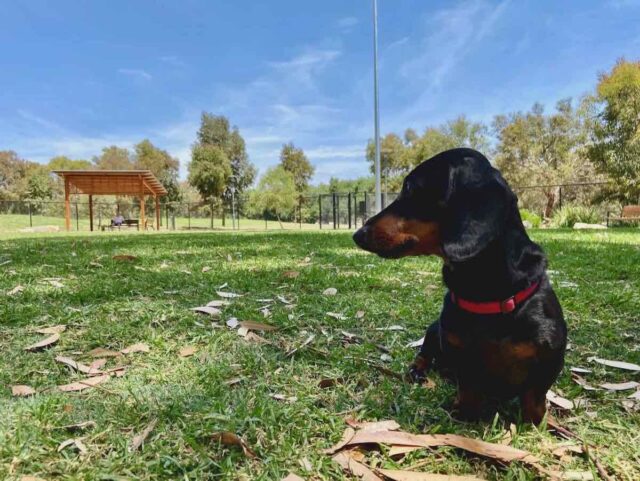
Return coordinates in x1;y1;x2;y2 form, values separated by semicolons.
551;204;601;228
519;209;542;228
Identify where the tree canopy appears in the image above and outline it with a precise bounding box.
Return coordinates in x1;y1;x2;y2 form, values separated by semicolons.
188;144;232;202
134;139;181;201
249;166;297;227
586;59;640;202
280;142;314;193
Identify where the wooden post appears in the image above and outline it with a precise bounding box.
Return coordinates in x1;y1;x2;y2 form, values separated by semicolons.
139;176;145;231
139;196;145;231
155;195;160;231
89;195;94;232
64;177;71;231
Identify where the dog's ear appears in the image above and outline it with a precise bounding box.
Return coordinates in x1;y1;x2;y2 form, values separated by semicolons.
441;159;512;262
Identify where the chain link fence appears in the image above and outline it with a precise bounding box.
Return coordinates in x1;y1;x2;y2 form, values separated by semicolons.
0;182;625;233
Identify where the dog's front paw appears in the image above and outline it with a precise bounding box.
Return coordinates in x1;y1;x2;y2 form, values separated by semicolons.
406;355;430;383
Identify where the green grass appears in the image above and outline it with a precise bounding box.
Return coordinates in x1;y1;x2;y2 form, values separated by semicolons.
0;213;326;237
1;229;639;480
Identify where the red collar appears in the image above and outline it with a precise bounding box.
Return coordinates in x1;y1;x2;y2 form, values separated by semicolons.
450;281;540;315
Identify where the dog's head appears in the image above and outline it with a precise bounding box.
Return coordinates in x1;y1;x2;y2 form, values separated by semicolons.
353;148;516;262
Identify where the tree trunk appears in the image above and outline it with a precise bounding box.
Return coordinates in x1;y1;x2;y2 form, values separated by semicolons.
276;213;284;229
544;189;556;219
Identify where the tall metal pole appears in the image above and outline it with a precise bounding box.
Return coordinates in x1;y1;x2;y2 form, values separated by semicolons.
373;0;382;213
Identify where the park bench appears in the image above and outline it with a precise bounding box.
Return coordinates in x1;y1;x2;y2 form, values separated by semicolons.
100;219;140;231
606;205;640;226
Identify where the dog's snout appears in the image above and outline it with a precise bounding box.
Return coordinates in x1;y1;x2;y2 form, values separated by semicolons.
353;226;370;248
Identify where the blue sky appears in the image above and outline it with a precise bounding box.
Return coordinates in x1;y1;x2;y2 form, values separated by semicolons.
1;0;639;183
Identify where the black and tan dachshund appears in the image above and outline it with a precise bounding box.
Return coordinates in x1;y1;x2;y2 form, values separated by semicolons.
353;148;566;424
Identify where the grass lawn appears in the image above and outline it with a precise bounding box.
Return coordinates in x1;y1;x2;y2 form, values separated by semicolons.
1;229;639;480
0;214;325;236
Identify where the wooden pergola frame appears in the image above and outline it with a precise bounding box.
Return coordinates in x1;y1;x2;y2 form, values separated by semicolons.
53;170;168;232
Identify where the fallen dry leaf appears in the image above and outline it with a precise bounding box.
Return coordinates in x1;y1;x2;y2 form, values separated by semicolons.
319;378;346;389
129;418;158;452
216;290;243;298
628;390;640;400
112;254;138;261
207;300;230;308
552;443;583;459
25;333;60;352
224;377;244;386
569;367;592;374
323;427;356;454
35;325;66;335
202;266;212;273
572;374;600;391
322;287;337;296
239;320;277;331
557;473;594;481
86;347;121;358
326;312;347;320
18;477;47;481
588;357;640;371
270;393;297;403
378;470;486;481
299;457;312;472
58;374;111;392
211;431;256;458
332;452;383;481
406;337;424;349
599;381;639;391
282;270;300;279
47;279;64;288
8;285;25;296
12;385;36;397
355;310;365;319
179;346;197;358
342;430;539;465
245;332;271;344
375;325;405;331
89;359;107;371
345;419;401;432
191;306;222;317
121;343;150;355
57;438;88;455
55;356;103;375
547;390;574;410
286;334;315;357
226;317;240;329
389;445;422;457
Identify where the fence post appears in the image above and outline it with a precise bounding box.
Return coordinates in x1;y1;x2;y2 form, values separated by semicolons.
264;211;267;230
75;202;79;231
210;201;214;229
299;196;302;229
28;201;33;227
318;196;322;229
222;204;226;227
348;193;352;229
558;186;563;210
364;192;368;224
165;204;169;230
187;203;191;230
332;193;337;230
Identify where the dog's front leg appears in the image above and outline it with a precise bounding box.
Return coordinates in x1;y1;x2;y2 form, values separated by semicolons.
407;320;441;383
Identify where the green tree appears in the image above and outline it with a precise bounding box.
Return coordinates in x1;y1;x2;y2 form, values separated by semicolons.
586;59;640;202
196;113;256;198
92;146;134;170
48;156;92;171
493;100;594;216
188;144;232;202
25;165;54;200
249;166;297;228
134;139;181;201
0;151;35;200
279;142;314;193
403;116;489;170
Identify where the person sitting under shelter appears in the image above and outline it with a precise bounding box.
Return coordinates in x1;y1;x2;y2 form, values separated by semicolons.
112;214;125;227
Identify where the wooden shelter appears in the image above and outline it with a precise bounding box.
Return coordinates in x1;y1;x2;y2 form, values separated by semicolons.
53;170;168;231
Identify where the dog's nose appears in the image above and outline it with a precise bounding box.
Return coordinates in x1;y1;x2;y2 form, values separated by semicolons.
353;226;369;248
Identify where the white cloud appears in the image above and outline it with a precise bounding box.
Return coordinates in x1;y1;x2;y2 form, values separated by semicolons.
336;16;359;30
118;68;152;81
400;0;510;88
